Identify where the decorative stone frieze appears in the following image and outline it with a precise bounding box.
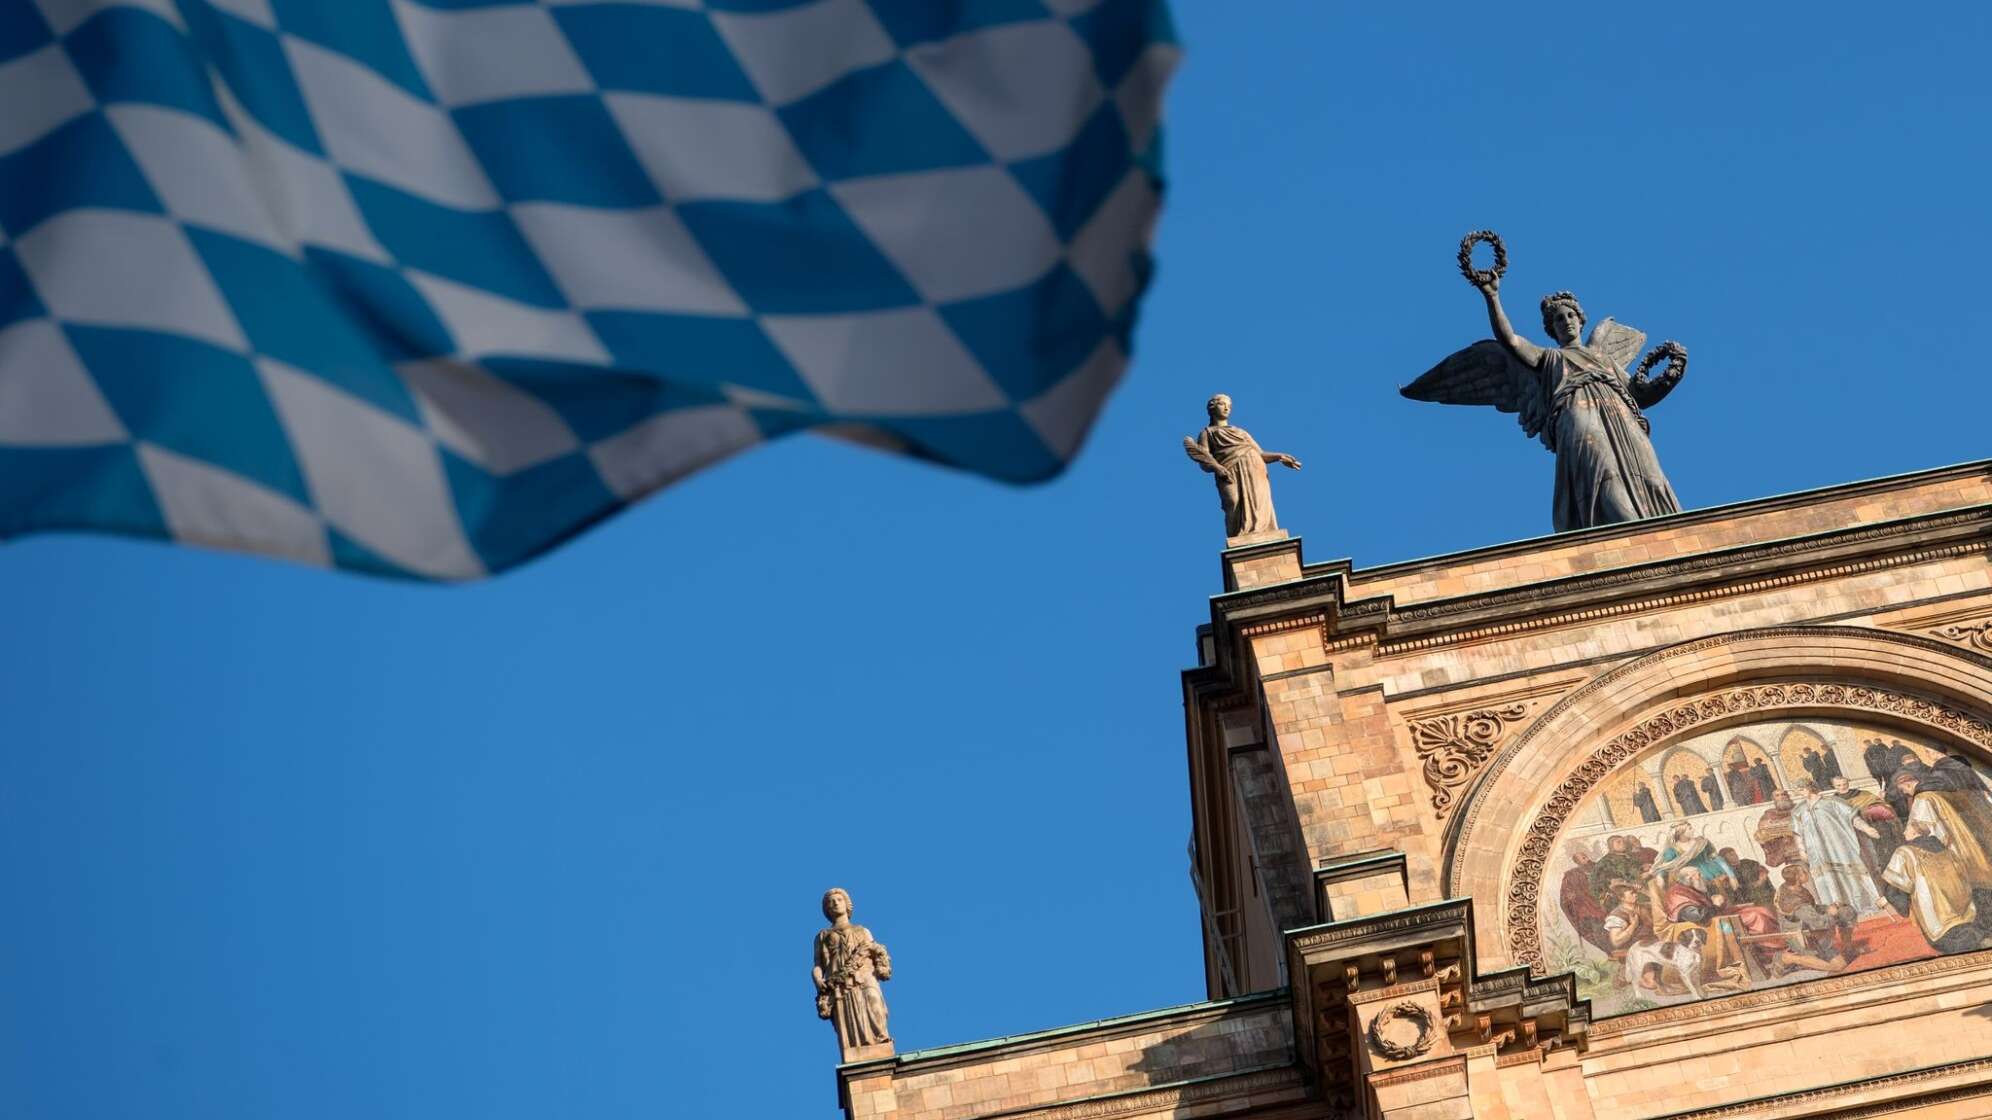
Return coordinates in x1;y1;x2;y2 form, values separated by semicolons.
1366;1001;1438;1060
1407;703;1532;818
1932;619;1992;653
1285;894;1588;1119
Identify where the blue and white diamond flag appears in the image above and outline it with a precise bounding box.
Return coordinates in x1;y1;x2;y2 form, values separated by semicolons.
0;0;1176;578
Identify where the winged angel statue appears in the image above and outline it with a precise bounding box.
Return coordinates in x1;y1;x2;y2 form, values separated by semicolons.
1402;231;1690;532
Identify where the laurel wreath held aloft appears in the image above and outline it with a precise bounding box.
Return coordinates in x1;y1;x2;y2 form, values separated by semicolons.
1457;229;1507;287
1635;340;1689;382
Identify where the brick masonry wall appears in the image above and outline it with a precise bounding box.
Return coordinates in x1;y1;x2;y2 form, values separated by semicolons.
843;1000;1295;1120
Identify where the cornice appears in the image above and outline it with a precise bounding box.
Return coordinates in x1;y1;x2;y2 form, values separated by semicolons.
1286;899;1473;956
876;990;1292;1076
1309;459;1992;588
1381;536;1984;654
1376;510;1989;649
1396;509;1987;624
976;1066;1306;1120
1346;976;1439;1006
1650;1054;1992;1120
1188;498;1992;709
1365;1055;1465;1087
1586;949;1992;1038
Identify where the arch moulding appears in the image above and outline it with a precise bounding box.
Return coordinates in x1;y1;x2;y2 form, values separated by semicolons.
1441;625;1992;974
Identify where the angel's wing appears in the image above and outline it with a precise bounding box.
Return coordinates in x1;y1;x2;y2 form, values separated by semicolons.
1399;340;1550;447
1588;317;1645;374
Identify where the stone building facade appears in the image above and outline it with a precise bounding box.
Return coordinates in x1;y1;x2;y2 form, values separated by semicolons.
835;461;1992;1120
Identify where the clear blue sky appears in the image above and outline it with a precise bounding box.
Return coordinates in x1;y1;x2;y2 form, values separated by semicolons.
5;4;1991;1118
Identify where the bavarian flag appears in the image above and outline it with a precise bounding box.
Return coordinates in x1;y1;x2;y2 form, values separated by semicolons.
0;0;1177;578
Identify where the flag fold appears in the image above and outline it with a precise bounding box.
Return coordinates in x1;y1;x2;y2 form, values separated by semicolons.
0;0;1177;577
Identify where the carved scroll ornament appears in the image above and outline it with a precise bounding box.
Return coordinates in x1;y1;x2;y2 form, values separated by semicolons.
1932;621;1992;653
1409;703;1532;818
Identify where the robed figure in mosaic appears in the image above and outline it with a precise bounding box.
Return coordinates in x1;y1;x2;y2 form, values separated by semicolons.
814;888;892;1050
1403;231;1690;532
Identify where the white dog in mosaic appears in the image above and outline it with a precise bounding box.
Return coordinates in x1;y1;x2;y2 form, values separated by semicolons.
1625;927;1708;1000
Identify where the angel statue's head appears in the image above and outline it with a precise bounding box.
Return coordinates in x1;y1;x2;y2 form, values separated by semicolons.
1539;291;1585;346
1206;394;1232;423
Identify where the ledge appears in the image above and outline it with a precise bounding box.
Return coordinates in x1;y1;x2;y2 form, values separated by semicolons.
1312;457;1992;587
1184;462;1992;708
865;988;1292;1072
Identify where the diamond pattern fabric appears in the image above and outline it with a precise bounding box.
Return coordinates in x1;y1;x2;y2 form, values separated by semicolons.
0;0;1177;578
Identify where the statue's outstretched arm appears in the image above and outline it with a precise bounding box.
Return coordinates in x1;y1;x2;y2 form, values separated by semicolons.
1259;449;1301;470
1477;276;1544;368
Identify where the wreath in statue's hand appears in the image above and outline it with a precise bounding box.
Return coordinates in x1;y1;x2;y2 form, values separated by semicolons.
1457;230;1507;288
1635;340;1688;382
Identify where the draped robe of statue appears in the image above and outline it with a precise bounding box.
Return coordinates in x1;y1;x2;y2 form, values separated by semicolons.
1193;424;1279;537
814;921;892;1048
1790;794;1884;913
1536;345;1681;531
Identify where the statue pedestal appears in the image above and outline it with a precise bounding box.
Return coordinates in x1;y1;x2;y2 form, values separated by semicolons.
840;1041;894;1065
1222;533;1302;592
1224;528;1288;549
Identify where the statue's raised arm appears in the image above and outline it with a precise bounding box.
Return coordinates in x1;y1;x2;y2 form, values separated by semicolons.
1458;231;1546;370
1400;231;1690;533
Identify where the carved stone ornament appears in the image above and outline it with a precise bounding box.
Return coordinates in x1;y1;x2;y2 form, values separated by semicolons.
1408;703;1531;817
1932;621;1992;653
1366;1001;1438;1062
1503;680;1992;971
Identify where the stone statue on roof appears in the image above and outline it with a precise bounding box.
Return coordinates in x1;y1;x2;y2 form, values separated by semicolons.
1183;394;1301;541
813;887;892;1055
1401;231;1690;532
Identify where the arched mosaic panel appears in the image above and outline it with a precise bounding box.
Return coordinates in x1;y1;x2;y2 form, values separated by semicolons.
1541;715;1992;1016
